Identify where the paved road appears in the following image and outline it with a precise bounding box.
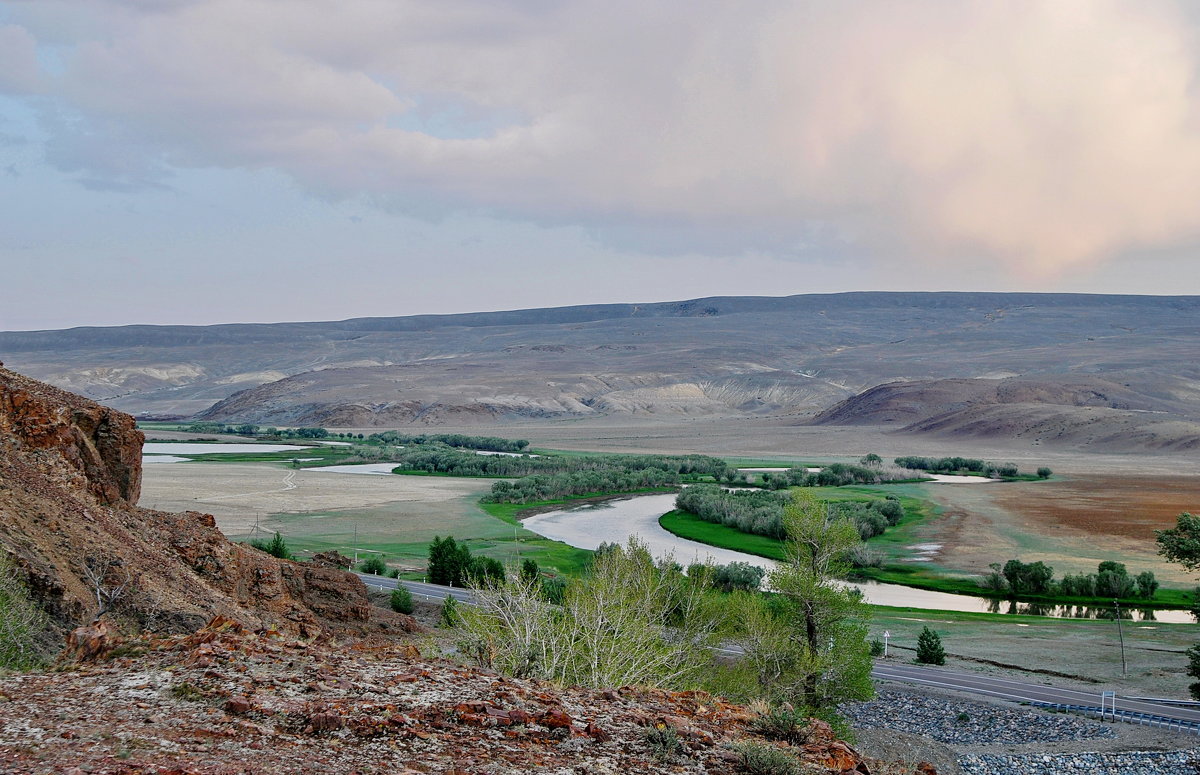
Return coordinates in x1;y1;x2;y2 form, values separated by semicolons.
354;573;478;603
355;573;1199;725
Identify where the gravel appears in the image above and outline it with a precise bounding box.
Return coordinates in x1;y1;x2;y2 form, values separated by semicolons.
844;691;1115;745
957;750;1200;774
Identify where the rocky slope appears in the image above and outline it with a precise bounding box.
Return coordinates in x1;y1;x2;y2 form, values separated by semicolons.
0;364;391;641
0;617;917;774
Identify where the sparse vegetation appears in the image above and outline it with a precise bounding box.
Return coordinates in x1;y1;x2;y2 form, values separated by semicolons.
643;725;685;761
676;485;906;542
749;706;812;744
728;740;806;775
985;559;1160;602
0;556;48;670
439;596;460;628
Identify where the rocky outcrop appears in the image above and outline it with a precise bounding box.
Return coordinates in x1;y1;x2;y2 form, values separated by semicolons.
0;364;396;643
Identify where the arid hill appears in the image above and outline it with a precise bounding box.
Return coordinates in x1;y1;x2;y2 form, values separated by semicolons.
2;292;1198;451
810;376;1200;452
0;364;390;641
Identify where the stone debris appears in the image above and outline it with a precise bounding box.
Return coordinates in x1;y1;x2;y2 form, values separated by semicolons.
0;618;933;774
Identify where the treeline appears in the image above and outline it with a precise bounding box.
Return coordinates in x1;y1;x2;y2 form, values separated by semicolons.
388;448;727;488
675;484;904;541
182;422;352;440
981;559;1159;601
486;468;682;503
367;432;529;453
894;456;1050;479
758;463;912;489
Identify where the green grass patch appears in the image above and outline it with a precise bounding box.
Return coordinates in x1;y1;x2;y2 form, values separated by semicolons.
659;510;787;561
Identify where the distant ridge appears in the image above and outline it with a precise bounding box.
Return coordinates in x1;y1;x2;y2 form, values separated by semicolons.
2;292;1198;452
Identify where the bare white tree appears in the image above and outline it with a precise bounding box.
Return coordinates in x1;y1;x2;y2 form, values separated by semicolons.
82;557;132;619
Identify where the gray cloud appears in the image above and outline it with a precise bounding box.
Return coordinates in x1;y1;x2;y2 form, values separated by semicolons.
7;0;1200;276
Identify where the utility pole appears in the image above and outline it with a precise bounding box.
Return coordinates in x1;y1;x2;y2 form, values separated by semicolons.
1113;598;1127;678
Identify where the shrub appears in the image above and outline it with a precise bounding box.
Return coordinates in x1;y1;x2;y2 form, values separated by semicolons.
390;586;414;614
467;556;506;587
359;556;388;575
519;558;540;586
728;741;804;775
749;706;812;744
869;639;884;657
0;557;48;670
916;626;945;665
439;596;460;628
1037;467;1052;479
643;725;684;761
711;561;766;592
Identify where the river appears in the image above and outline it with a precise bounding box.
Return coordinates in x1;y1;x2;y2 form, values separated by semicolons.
521;493;1191;623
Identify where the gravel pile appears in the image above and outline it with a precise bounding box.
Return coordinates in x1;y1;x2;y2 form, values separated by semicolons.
844;691;1115;745
958;750;1200;774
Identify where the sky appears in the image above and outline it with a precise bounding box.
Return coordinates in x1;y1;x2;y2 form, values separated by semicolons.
3;0;1200;331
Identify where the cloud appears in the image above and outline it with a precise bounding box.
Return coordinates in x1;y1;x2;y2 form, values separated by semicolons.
0;24;42;94
8;0;1200;276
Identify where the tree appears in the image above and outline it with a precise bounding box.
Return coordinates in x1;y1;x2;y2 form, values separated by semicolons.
916;626;945;665
731;490;873;712
1157;513;1200;572
250;532;292;560
519;558;540;586
390;586;414;614
1188;644;1200;700
860;453;882;467
1135;571;1159;600
1036;467;1052;479
428;536;473;586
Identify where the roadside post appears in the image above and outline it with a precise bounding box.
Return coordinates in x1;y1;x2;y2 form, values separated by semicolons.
883;630;890;657
1101;691;1116;720
1113;599;1127;677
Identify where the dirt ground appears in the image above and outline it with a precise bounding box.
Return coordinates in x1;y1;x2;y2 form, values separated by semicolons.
138;462;491;538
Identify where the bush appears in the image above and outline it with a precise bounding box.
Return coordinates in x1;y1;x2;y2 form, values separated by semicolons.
711;561;766;592
749;706;812;744
643;725;684;761
869;639;885;657
439;596;460;628
359;556;388;575
1037;467;1052;479
467;556;506;587
520;558;540;586
728;741;804;775
915;626;945;665
390;586;414;614
0;557;47;670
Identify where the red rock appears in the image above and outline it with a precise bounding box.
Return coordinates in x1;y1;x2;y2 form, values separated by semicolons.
224;698;252;715
307;711;345;733
916;763;938;775
539;708;573;729
584;721;610;742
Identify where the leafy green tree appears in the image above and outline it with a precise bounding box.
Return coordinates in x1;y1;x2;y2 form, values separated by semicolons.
730;490;873;712
1036;467;1052;479
427;536;473;586
390;585;414;614
519;558;540;586
916;626;946;665
1158;514;1200;572
1135;571;1159;599
468;556;505;587
359;555;387;575
860;453;882;467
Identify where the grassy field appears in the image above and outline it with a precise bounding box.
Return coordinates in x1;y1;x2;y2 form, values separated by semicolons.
868;604;1197;697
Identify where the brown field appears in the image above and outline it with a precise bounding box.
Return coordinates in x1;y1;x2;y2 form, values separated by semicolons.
906;473;1199;586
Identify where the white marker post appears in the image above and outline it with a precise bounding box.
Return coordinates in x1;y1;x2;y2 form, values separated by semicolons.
883;630;891;657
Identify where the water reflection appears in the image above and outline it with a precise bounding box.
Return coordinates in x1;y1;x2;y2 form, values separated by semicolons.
983;597;1173;621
